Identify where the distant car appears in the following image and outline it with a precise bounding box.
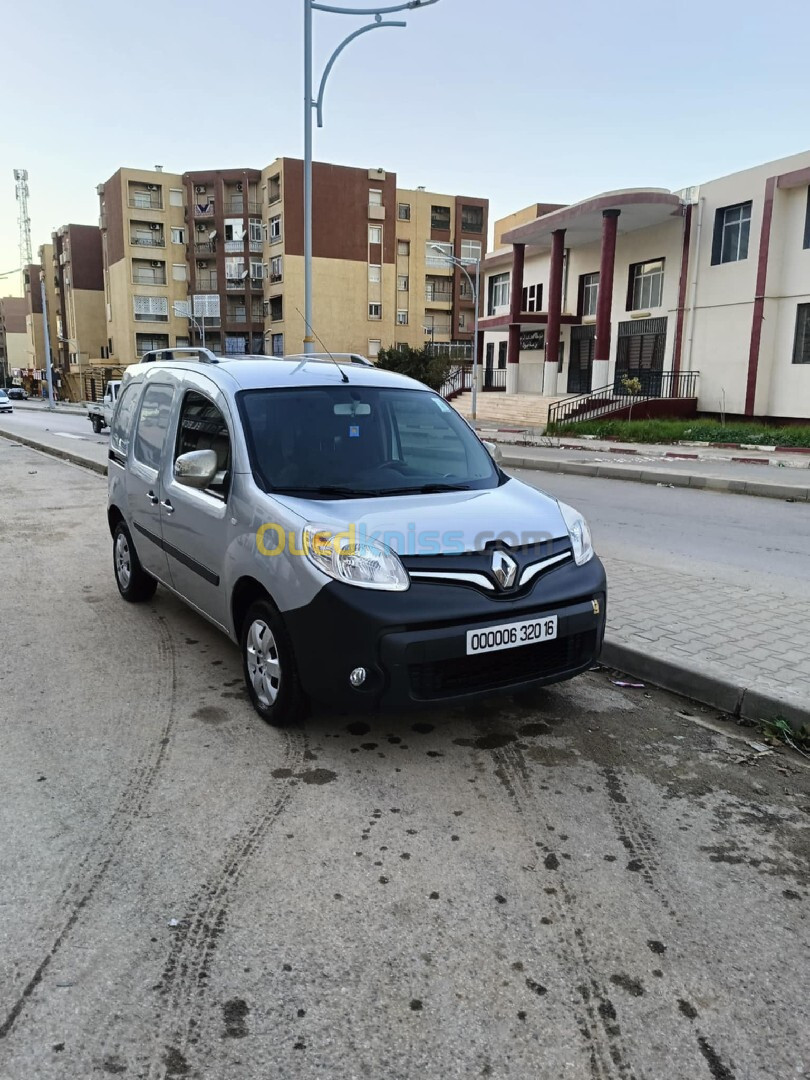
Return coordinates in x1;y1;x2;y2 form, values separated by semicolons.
6;387;27;400
0;389;13;414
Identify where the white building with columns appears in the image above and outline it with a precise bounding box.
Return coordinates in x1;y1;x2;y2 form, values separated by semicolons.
478;150;810;420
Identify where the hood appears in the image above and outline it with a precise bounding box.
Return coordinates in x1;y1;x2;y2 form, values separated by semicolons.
271;477;568;555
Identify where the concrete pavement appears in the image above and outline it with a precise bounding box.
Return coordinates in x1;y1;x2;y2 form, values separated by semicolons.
1;442;808;1080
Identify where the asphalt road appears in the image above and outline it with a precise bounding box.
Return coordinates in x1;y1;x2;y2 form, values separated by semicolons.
0;405;109;466
1;440;808;1080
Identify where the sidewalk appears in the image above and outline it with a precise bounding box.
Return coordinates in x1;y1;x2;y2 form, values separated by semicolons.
1;424;807;730
496;441;810;502
11;400;87;416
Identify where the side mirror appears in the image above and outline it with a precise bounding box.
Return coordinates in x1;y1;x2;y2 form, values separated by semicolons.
175;449;219;489
482;440;502;463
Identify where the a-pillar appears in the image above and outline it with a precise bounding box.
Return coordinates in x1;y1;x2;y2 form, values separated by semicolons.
592;209;620;390
544;228;565;396
506;243;525;394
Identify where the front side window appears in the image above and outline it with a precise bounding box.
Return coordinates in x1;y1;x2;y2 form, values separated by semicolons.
110;382;140;458
628;259;664;310
175;390;231;499
581;272;599;317
793;304;810;364
712;202;752;264
133;383;175;471
237;386;500;498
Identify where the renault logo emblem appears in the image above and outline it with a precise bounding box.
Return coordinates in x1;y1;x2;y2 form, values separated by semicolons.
491;550;518;589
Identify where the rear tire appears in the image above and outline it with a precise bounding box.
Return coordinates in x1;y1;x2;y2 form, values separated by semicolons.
113;522;157;603
92;415;103;434
241;599;305;727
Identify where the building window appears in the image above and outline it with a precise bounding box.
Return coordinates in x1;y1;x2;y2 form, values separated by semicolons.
269;255;283;283
267;296;282;321
368;303;382;320
498;341;507;367
369;188;382;207
793;304;810;364
249;219;263;243
249;260;264;283
488;272;510;314
581;272;599;317
129;183;162;210
461;205;484;233
135;332;169;356
369;225;382;245
172;264;187;281
628;259;664;310
431;205;451;231
804;188;810;250
269;215;282;242
397;240;410;257
271;332;284;357
176;336;190;347
398;275;409;291
369;264;381;283
712;202;752;265
268;174;281;204
171;227;185;245
133;295;169;322
368;339;381;358
397;310;409;325
458;312;466;329
460;240;481;263
398;203;411;221
169;188;184;207
521;283;543;313
132;260;166;285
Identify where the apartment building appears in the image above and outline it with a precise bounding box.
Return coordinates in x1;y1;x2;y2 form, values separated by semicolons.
22;263;46;373
261;158;489;358
0;296;28;385
51;225;106;369
98;167;190;366
184;167;265;356
479;149;810;419
38;243;59;370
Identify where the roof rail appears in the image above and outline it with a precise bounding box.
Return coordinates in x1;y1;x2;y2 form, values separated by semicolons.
139;347;220;365
283;352;373;368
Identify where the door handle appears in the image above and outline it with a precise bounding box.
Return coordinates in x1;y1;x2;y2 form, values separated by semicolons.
146;490;159;505
161;499;174;515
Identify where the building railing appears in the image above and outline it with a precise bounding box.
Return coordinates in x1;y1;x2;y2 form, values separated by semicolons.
132;271;167;285
249;240;262;253
425;289;453;303
194;241;216;254
224;240;244;253
194;201;215;216
482;366;507;390
547;370;700;428
429;342;472;360
129;196;162;210
196;275;217;290
131;236;164;247
226;279;246;291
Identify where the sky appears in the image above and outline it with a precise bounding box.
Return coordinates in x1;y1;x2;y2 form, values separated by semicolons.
2;0;810;294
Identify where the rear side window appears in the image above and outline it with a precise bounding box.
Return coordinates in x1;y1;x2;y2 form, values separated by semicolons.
110;383;140;458
175;390;231;499
133;383;175;471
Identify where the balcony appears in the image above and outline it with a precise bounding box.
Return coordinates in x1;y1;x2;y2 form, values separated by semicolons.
132;270;167;286
368;204;385;221
194;241;216;255
224;240;244;253
250;278;263;291
195;274;217;290
129;194;162;210
193;200;215;217
248;200;261;215
226;312;248;323
226;279;246;291
131;235;165;248
226;198;245;214
198;317;221;329
249;240;262;253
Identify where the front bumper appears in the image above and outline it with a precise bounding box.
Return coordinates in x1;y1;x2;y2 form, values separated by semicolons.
283;555;607;712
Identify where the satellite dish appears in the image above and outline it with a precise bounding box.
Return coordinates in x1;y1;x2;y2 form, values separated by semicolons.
241;270;249;279
208;230;216;240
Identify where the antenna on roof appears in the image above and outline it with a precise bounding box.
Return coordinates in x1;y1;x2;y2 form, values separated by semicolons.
295;307;349;383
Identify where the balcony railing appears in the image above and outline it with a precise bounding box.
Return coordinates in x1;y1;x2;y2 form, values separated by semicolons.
424;321;453;336
249;240;262;253
195;275;217;290
269;272;283;284
132;271;166;285
226;199;245;214
194;201;215;217
196;317;221;329
129;195;162;210
131;235;164;247
226;279;246;291
194;241;216;254
248;201;261;214
226;312;248;323
250;278;263;291
425;290;453;303
224;240;244;253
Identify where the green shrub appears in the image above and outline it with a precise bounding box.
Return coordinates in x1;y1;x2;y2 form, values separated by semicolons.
375;345;453;392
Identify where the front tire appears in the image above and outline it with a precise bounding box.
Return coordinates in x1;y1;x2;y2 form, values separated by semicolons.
113;522;157;603
241;599;305;727
92;415;103;434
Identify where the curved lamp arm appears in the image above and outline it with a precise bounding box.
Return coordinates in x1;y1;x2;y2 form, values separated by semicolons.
316;20;405;127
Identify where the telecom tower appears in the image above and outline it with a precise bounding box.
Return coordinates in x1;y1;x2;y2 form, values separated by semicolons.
14;168;33;268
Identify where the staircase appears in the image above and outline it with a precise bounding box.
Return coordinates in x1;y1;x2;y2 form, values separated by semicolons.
452;391;572;430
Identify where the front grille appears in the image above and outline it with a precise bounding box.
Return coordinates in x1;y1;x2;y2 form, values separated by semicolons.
408;630;597;701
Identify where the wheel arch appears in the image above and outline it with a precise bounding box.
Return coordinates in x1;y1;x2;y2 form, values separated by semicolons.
231;576;274;640
108;504;125;537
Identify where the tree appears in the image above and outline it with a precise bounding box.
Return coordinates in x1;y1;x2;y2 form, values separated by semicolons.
620;374;643;421
375;344;453;393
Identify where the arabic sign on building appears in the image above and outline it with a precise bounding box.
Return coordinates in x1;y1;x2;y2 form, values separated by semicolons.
520;329;545;351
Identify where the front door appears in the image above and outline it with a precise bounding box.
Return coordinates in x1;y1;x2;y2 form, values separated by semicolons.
160;386;233;629
568;326;595;393
127;381;177;582
614;317;667;395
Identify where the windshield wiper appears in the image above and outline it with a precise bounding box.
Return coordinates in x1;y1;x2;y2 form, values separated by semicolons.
272;484;381;499
375;482;474;496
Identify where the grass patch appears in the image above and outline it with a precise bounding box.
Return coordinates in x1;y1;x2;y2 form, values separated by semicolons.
547;418;810;447
758;715;810;757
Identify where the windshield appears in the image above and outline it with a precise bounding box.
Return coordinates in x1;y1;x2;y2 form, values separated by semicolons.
237;386;501;498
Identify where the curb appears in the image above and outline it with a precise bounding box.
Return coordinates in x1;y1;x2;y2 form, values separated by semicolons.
500;453;810;502
600;640;809;733
0;430;107;477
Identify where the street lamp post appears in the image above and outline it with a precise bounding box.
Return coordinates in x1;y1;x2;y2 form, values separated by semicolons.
431;245;480;421
303;0;440;354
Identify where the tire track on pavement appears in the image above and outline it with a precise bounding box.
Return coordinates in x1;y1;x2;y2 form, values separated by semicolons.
0;614;178;1042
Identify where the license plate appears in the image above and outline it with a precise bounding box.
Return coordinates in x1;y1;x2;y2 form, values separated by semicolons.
466;615;558;655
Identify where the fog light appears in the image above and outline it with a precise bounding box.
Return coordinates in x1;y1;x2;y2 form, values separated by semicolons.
349;667;367;688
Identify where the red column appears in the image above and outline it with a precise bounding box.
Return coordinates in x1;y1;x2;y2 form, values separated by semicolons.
507;242;525;369
593;209;620;390
544;229;566;395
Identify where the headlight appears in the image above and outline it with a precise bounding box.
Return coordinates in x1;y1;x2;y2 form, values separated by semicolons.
303;526;410;592
557;501;594;566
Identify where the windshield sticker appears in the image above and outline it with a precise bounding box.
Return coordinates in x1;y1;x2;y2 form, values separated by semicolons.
349;425;360;438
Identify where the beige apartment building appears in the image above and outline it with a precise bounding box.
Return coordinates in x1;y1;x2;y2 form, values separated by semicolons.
39;244;59;370
0;296;28;385
95;161;488;367
51;225;106;370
